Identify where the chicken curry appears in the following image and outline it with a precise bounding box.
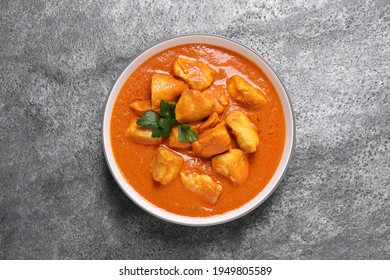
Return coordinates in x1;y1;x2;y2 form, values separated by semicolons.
110;44;286;217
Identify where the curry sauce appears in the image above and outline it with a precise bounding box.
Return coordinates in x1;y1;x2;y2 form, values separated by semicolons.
110;44;285;217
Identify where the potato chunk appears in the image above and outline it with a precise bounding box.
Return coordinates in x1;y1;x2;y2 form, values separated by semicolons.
151;147;183;185
129;100;152;116
151;73;188;110
226;111;259;153
202;85;229;114
192;123;231;157
125;120;163;145
211;149;249;185
173;57;215;91
227;75;267;109
199;112;220;133
175;89;213;124
180;172;222;204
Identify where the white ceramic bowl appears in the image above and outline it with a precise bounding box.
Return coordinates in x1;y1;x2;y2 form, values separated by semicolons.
103;34;295;226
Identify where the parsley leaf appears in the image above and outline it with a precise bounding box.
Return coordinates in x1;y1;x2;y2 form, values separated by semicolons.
158;118;174;138
136;100;198;142
178;124;199;143
151;127;163;138
159;100;177;120
136;111;160;130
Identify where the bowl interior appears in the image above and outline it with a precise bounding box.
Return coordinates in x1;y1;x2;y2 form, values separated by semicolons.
103;35;294;226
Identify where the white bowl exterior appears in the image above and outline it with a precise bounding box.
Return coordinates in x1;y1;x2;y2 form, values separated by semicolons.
103;35;295;226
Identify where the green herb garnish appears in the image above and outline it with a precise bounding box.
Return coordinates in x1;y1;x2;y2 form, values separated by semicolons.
136;100;198;143
178;124;199;143
136;111;160;130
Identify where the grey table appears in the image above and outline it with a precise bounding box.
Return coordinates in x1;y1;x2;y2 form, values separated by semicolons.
1;0;389;259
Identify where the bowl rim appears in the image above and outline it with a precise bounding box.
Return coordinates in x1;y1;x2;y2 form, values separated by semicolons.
102;34;296;226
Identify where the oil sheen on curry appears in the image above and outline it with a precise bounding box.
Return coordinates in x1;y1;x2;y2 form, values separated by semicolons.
111;44;285;217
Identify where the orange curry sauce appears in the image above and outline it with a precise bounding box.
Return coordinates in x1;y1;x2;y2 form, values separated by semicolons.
110;44;285;217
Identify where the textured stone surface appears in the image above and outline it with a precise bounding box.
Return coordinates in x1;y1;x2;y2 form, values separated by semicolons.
0;0;389;259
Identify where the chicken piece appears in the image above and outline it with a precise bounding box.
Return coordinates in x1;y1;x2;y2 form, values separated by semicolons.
125;120;163;145
173;57;215;91
226;111;259;153
180;172;222;204
202;85;229;114
151;147;183;185
211;149;249;185
168;126;191;149
129;100;152;116
151;73;188;110
192;123;231;157
227;75;267;109
175;89;213;123
199;112;220;133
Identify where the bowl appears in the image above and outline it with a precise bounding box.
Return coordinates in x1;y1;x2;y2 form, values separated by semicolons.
102;34;295;226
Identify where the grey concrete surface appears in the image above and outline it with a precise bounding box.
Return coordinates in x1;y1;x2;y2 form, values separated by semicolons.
0;0;389;259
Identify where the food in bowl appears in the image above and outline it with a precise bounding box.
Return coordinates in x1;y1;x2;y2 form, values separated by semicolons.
109;43;286;218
